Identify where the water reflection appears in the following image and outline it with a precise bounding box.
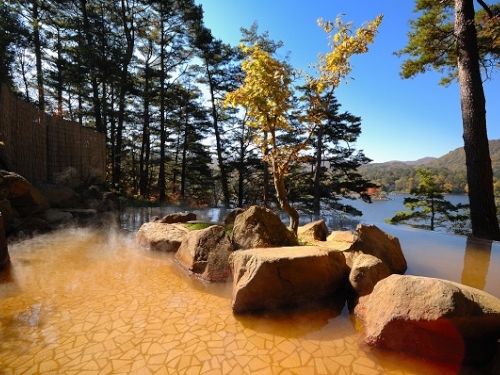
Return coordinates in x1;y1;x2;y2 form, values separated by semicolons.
373;223;500;299
121;206;361;233
120;206;233;232
235;295;348;339
461;237;492;290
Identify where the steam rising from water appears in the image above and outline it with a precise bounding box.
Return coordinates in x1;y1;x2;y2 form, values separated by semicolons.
0;215;499;374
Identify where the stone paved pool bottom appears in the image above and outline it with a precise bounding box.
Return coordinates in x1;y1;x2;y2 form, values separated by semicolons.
0;228;491;374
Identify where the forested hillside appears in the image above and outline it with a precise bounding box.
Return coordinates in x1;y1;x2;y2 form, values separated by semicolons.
0;1;379;213
360;139;500;193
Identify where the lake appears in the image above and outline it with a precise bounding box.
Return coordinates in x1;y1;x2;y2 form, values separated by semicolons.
341;193;470;228
119;194;470;234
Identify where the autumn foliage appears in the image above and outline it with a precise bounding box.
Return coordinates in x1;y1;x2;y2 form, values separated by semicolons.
224;15;383;234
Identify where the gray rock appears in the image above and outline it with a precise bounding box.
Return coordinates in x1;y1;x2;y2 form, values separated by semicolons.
40;208;73;224
175;225;233;282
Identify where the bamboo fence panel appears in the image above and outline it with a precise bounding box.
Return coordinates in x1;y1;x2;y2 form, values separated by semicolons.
0;84;105;186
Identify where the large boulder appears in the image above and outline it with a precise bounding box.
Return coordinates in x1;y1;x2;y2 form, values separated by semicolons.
297;219;329;241
328;224;407;274
231;206;298;250
355;274;500;365
33;181;83;208
175;225;233;282
349;254;392;296
136;222;189;252
229;246;348;313
224;208;246;226
0;171;50;217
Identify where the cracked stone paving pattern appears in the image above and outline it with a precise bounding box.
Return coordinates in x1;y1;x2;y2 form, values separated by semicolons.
0;228;488;374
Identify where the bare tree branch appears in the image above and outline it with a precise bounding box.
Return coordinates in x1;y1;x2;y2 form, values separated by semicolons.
476;0;494;18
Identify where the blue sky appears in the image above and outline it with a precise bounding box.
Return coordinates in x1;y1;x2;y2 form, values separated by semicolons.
195;0;500;163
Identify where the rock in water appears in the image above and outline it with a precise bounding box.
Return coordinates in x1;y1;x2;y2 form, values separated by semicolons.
175;225;233;282
231;206;297;250
355;274;500;365
229;246;348;313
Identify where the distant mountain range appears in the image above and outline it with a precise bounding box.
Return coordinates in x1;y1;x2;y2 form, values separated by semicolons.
362;139;500;176
359;139;500;193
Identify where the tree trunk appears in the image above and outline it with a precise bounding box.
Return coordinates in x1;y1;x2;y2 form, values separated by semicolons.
313;123;324;217
272;164;299;234
158;12;166;202
237;120;245;207
113;0;135;189
79;0;103;132
262;131;270;207
455;0;500;240
139;60;151;198
206;66;231;208
180;111;189;199
32;1;44;111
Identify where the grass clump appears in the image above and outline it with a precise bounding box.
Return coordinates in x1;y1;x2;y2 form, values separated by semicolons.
184;223;213;231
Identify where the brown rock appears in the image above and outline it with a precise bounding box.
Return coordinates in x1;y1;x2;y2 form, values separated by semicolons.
224;208;246;226
349;254;392;296
0;171;50;217
329;224;406;274
355;274;500;365
297;219;329;241
231;206;298;250
175;225;233;282
34;181;83;208
352;225;406;273
326;230;357;251
159;212;197;224
136;222;189;252
229;246;348;313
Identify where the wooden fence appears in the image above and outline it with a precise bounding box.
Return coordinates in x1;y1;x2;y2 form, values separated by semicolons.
0;84;106;187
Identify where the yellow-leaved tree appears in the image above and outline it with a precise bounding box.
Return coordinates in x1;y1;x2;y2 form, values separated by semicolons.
224;15;383;235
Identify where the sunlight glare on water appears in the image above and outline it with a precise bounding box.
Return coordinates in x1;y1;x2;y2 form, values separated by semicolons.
0;223;499;374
